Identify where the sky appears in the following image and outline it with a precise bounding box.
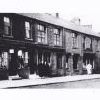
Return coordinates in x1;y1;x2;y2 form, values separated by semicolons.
60;9;100;33
56;0;100;33
0;0;100;33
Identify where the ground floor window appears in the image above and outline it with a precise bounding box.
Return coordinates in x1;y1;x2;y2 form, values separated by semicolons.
23;52;29;64
18;50;29;65
38;51;51;64
0;52;9;69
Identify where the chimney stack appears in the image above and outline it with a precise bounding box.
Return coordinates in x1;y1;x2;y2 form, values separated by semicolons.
56;13;59;18
71;17;81;25
82;25;92;29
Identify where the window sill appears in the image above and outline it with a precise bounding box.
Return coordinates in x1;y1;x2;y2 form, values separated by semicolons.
72;47;78;49
35;41;48;45
74;69;79;72
3;35;13;38
25;38;33;41
54;45;62;47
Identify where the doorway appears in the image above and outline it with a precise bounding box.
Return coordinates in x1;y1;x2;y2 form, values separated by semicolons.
83;53;95;68
9;51;18;76
73;54;79;69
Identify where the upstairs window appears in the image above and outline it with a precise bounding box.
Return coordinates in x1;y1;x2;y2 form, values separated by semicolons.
84;37;92;50
72;33;78;48
4;17;12;36
54;28;61;46
97;40;100;52
25;21;32;39
37;24;46;43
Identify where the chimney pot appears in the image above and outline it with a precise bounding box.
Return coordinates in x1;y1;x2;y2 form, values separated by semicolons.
56;13;59;18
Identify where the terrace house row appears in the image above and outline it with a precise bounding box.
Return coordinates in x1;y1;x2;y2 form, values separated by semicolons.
0;13;100;78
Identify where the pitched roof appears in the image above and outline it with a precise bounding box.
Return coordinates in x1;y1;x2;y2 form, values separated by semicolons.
18;13;100;37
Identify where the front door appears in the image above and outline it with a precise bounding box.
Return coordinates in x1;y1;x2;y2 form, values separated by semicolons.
57;53;62;69
73;54;79;70
9;51;18;76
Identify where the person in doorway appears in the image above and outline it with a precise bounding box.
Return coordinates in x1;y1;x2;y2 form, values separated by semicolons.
38;60;44;78
17;56;24;69
43;61;46;77
86;63;92;75
47;62;51;77
45;62;50;77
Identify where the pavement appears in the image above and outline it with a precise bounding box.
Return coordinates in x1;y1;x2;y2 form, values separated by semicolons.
0;74;100;89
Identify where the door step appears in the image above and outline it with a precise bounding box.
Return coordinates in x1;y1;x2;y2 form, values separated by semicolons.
9;75;22;80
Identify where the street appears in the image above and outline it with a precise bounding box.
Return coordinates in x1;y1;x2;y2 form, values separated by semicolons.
14;78;100;88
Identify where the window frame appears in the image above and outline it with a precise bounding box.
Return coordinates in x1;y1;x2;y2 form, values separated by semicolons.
25;21;33;40
72;33;78;48
37;24;46;43
0;51;9;69
3;16;12;37
53;28;61;46
84;37;92;50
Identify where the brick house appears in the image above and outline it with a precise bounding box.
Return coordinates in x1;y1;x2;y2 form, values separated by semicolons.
0;13;100;79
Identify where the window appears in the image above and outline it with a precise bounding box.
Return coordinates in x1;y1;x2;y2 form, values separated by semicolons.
22;51;29;64
38;52;50;64
37;24;46;43
18;50;29;65
83;36;85;49
4;17;12;36
24;52;29;64
84;37;92;50
97;40;100;51
54;28;61;46
72;33;78;48
0;52;9;69
25;21;32;39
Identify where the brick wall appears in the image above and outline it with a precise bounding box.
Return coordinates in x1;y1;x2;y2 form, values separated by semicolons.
65;29;82;55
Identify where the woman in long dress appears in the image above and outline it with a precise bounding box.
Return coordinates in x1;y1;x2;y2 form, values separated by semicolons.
86;63;92;74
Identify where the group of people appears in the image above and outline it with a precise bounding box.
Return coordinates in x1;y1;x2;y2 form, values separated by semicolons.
17;56;51;78
37;61;51;78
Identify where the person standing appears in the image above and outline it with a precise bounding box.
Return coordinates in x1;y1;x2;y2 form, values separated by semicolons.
38;61;43;78
45;62;50;77
86;63;92;74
